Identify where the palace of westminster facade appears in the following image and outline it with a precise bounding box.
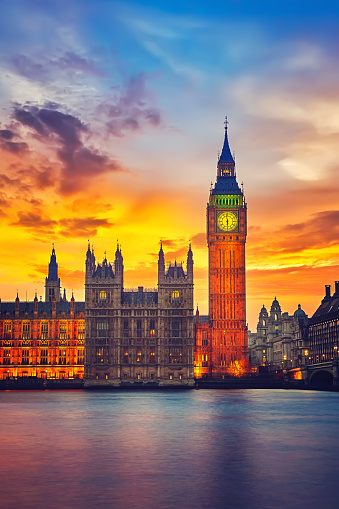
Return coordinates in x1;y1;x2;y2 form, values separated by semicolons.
0;124;338;386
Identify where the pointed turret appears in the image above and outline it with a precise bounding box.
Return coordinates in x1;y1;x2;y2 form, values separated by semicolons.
114;242;124;285
15;291;20;317
187;243;193;283
47;244;58;282
158;241;165;283
218;116;235;178
34;292;38;315
45;245;61;302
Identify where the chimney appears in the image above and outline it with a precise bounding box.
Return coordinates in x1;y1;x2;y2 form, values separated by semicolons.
335;281;339;296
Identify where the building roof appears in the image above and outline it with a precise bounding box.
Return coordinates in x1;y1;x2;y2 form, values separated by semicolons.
211;176;242;196
309;297;339;324
122;290;158;306
0;301;85;317
218;125;235;165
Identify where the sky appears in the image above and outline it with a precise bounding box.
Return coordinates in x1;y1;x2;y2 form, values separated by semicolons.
1;0;339;329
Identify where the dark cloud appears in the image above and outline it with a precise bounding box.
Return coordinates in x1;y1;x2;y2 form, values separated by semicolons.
11;54;47;81
11;52;105;82
14;107;47;135
58;217;113;237
0;140;28;154
276;210;339;253
13;104;123;195
0;126;28;154
54;51;106;77
0;129;14;140
10;211;57;233
99;75;162;137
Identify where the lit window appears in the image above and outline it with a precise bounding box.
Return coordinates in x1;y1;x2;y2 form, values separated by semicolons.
99;290;107;301
22;321;30;340
59;321;67;340
41;321;48;340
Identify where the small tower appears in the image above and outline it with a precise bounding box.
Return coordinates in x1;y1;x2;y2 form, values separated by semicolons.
45;245;61;302
158;241;165;283
187;243;193;284
114;242;124;285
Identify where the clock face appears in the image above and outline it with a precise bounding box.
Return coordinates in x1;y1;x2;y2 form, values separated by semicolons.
217;211;238;232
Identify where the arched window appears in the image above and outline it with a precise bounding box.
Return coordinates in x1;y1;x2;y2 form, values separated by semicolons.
100;290;107;301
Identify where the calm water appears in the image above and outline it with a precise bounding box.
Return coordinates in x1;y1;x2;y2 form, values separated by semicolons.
0;389;338;509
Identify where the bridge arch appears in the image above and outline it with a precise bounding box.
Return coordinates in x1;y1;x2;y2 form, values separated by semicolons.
309;369;333;390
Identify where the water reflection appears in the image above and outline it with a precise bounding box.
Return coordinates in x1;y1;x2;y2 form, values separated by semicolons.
0;389;338;509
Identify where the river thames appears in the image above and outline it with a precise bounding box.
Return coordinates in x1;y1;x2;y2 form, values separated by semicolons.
0;389;338;509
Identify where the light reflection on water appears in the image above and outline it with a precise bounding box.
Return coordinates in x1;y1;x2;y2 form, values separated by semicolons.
0;389;338;509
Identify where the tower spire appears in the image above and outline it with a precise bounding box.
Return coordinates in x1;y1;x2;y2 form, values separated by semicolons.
218;116;235;178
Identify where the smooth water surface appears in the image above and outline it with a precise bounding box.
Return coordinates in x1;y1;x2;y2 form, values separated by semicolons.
0;389;338;509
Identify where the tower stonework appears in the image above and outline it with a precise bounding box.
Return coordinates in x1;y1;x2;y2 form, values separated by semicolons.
207;121;247;376
84;242;194;387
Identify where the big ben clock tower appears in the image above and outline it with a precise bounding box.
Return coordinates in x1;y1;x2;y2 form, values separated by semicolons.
207;119;247;376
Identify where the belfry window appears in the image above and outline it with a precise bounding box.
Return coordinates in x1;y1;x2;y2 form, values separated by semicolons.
171;319;182;338
171;290;180;304
123;319;129;338
99;290;107;302
150;319;155;337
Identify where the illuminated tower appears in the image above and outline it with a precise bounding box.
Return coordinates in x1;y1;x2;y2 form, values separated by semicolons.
207;119;247;375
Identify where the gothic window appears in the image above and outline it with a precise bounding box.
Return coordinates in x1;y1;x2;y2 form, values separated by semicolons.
40;349;48;364
59;321;67;340
170;348;182;363
149;349;156;363
96;347;109;364
22;348;30;365
77;348;84;365
41;321;48;340
275;314;278;320
150;319;155;337
137;320;142;338
123;320;129;338
22;321;30;340
171;290;180;304
96;320;109;337
123;349;129;363
59;349;67;365
171;319;182;338
77;321;85;340
263;320;266;326
3;349;10;365
136;350;142;362
4;321;12;338
202;339;208;346
202;354;208;367
99;290;107;302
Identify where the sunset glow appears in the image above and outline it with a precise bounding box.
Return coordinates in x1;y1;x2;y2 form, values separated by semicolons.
1;1;339;329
